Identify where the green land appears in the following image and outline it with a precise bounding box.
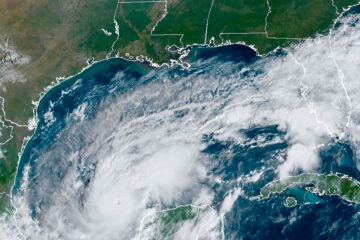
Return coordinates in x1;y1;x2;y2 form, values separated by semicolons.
284;196;298;207
259;173;360;204
0;0;359;211
139;205;209;240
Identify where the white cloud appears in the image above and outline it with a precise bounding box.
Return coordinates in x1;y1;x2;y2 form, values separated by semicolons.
0;34;29;86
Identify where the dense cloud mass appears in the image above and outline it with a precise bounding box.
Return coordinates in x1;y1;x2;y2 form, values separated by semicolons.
1;10;360;240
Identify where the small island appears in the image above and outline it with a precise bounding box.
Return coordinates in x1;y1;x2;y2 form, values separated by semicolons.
284;197;298;207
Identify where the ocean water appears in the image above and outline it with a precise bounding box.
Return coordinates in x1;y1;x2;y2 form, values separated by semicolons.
6;7;360;240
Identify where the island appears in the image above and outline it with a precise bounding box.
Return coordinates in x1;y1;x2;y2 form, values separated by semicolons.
259;173;360;204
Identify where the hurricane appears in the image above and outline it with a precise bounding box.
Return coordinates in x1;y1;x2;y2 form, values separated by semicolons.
2;6;360;240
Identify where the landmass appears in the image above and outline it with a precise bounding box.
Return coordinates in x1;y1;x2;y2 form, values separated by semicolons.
259;173;360;204
0;0;359;211
139;205;210;240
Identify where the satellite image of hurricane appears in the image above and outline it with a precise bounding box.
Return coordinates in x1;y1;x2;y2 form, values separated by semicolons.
1;0;360;239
